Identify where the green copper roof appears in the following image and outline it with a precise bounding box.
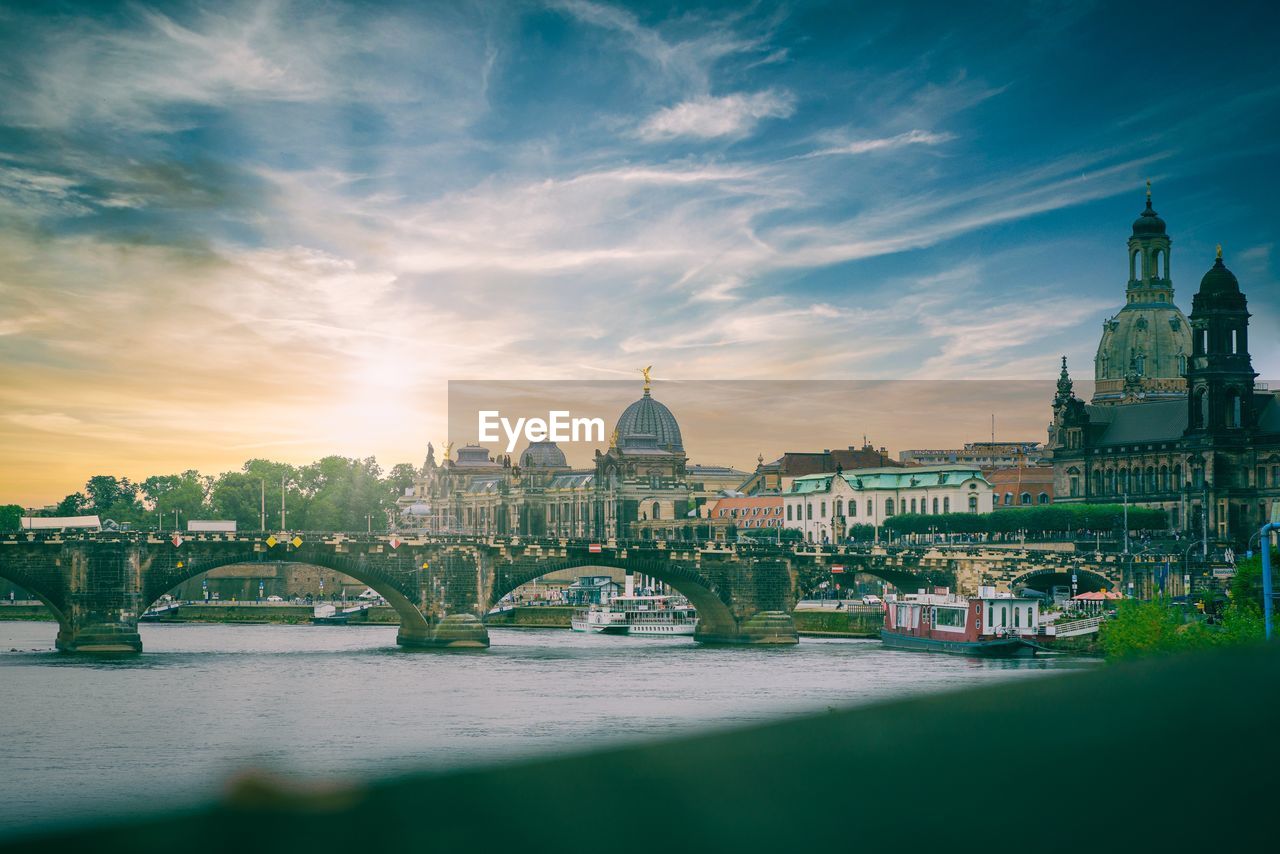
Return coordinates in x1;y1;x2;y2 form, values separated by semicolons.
788;465;989;494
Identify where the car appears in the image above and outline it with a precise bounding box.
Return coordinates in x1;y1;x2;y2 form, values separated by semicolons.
861;595;883;605
266;595;284;602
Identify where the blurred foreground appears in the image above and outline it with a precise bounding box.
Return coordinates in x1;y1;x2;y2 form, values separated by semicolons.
3;642;1275;853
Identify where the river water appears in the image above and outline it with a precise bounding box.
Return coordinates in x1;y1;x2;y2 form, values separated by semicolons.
0;621;1092;836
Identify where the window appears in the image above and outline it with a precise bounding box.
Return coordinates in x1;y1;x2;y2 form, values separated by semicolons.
1020;492;1032;506
652;502;660;521
1014;608;1020;628
1001;606;1007;627
806;503;813;520
911;498;917;513
885;498;895;517
835;499;843;517
1070;477;1079;498
1039;493;1050;505
786;505;793;521
1202;329;1209;353
1232;329;1238;354
987;604;993;628
935;608;966;628
820;501;826;518
849;502;857;518
867;500;873;517
969;496;979;512
933;497;939;514
943;497;950;513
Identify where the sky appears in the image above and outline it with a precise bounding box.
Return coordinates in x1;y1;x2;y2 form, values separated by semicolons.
1;0;1278;506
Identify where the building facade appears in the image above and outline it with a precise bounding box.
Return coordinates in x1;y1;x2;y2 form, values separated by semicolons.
782;465;994;543
1050;221;1280;543
397;379;732;541
707;495;784;538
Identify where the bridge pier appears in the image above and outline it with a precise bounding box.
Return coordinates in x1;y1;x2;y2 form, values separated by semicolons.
694;611;798;645
56;620;143;654
397;614;490;649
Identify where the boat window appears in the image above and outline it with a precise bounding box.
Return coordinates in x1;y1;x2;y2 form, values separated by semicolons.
1001;606;1007;626
987;604;993;628
1014;608;1020;627
935;608;965;628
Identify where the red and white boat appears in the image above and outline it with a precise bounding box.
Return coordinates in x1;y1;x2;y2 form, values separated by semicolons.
880;587;1042;657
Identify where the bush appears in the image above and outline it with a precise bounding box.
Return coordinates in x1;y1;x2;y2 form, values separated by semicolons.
883;503;1168;537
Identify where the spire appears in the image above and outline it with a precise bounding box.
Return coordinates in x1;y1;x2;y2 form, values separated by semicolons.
1055;356;1075;406
1216;243;1222;259
1146;178;1152;205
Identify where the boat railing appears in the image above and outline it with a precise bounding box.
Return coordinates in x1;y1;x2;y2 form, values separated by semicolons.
1044;615;1103;637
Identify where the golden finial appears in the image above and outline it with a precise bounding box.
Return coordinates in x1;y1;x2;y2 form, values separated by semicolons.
1216;243;1223;259
443;440;453;461
608;427;618;449
1145;178;1151;200
638;365;653;393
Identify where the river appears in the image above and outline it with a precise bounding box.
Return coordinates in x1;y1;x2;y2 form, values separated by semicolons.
0;621;1093;836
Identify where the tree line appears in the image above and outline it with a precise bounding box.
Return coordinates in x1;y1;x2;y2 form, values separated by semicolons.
877;503;1169;537
0;456;423;533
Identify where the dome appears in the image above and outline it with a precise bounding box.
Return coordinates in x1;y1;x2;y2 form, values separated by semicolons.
519;440;567;468
615;390;684;452
1131;198;1167;237
1197;254;1240;297
1093;300;1192;404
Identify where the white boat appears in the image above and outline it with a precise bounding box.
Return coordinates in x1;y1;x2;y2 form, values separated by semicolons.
571;594;698;637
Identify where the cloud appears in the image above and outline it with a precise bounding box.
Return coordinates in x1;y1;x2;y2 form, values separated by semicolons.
636;90;796;141
801;129;955;158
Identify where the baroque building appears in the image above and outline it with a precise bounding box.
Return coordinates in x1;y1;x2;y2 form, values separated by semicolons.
1050;226;1280;544
397;377;731;541
1092;184;1192;405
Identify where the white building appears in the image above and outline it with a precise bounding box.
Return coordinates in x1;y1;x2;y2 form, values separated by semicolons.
782;465;994;543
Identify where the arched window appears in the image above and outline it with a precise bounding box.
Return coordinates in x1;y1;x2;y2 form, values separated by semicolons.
835;499;843;517
1093;471;1102;495
820;501;827;518
911;498;917;513
867;500;873;517
849;501;857;518
786;505;793;521
932;497;939;514
1227;390;1242;429
806;503;813;520
652;502;660;521
1020;492;1032;506
1173;465;1182;487
969;496;979;512
1004;492;1013;505
885;498;895;517
943;497;950;513
1159;465;1168;491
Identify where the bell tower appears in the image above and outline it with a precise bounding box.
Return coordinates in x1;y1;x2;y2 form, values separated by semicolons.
1185;246;1256;436
1126;180;1174;305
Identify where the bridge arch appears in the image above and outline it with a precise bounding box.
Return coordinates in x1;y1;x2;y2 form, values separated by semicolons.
140;548;435;647
489;554;740;640
1011;567;1113;596
0;555;71;638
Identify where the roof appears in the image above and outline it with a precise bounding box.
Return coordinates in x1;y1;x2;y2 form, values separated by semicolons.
1084;399;1188;444
762;446;905;477
788;464;989;494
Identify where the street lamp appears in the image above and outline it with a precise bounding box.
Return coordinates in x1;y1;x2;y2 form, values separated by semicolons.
1260;517;1279;641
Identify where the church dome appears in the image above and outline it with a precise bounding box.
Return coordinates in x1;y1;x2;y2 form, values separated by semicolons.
519;440;567;468
615;390;684;452
1132;198;1167;236
1094;301;1192;404
1197;253;1240;297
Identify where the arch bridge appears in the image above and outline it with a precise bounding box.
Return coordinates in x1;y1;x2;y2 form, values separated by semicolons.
0;532;1128;653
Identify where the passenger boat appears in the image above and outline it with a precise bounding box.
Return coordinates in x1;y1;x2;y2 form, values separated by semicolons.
880;587;1042;657
571;595;699;636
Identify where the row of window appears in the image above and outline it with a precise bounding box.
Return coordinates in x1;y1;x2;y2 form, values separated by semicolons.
1001;492;1051;506
718;506;783;518
785;495;964;521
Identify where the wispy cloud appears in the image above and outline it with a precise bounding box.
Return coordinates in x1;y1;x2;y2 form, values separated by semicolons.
636;90;796;140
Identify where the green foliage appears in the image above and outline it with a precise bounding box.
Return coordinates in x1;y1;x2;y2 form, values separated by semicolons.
52;492;87;516
883;504;1169;537
1101;593;1267;661
0;504;23;531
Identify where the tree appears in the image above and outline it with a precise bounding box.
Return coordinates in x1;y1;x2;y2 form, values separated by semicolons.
0;504;23;531
52;493;87;516
386;463;418;499
210;472;267;531
142;470;212;525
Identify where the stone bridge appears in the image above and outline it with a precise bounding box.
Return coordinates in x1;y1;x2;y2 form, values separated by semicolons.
0;532;1141;653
